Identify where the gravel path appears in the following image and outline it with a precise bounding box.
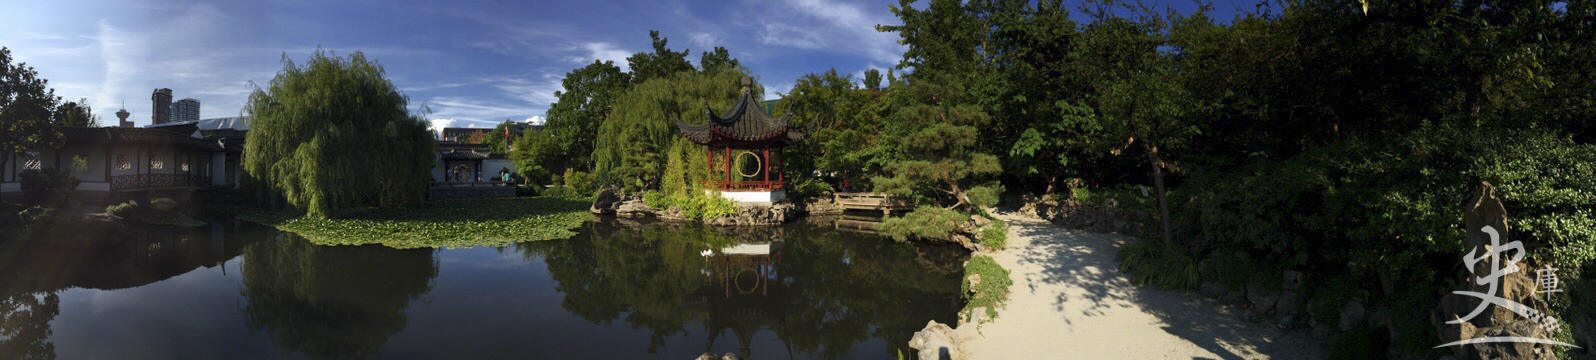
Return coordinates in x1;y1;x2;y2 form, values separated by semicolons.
955;211;1328;359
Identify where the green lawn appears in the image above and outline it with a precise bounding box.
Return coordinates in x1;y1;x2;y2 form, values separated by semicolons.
233;197;594;249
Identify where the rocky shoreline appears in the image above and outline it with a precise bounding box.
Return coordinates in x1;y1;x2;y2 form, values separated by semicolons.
588;189;803;226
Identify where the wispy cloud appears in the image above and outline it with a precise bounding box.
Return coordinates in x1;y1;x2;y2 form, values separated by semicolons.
689;32;722;49
567;42;632;71
759;0;905;66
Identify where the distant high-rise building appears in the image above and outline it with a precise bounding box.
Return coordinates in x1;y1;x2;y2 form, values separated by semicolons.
171;98;200;123
151;88;173;124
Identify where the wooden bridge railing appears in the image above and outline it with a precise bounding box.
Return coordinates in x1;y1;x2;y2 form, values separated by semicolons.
834;192;916;215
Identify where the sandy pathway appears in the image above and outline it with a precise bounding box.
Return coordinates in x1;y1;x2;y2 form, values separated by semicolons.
955;212;1327;359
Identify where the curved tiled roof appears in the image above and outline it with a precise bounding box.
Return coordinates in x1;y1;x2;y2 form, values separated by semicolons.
676;79;806;147
61;126;222;151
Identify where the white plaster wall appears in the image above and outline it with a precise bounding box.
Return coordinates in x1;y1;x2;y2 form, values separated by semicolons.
431;153;444;182
75;182;111;191
483;159;515;178
63;146;108;182
0;182;17;193
714;189;786;204
212;153;227;186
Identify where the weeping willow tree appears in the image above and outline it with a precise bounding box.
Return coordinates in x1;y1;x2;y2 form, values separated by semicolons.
593;66;752;191
243;50;436;217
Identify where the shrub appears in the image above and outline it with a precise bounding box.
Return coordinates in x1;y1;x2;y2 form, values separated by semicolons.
977;218;1007;250
786;178;835;202
962;255;1012;322
105;201;139;218
562;169;596;196
541;186;573;198
515;185;540;197
1173;126;1596;355
879;206;969;242
642;191;667;208
965;184;1005;208
1116;239;1198;290
19;169;80;195
646;191;738;219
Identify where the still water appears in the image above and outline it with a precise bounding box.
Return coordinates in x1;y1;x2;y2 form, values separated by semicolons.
0;216;966;359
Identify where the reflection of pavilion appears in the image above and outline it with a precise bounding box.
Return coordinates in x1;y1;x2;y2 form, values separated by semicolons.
708;241;782;297
697;240;795;359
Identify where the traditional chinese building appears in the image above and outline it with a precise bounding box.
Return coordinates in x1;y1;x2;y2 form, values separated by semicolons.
0;124;226;201
676;77;805;203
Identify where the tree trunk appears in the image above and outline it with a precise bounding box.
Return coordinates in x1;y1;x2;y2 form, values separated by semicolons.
1150;146;1174;246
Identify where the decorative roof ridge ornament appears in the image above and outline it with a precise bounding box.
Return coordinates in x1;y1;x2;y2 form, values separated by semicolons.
740;76;752;96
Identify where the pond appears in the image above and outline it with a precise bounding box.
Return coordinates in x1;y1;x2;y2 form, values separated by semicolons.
0;215;968;359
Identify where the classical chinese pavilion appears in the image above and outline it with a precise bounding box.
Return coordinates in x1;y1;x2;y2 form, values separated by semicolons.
676;77;805;203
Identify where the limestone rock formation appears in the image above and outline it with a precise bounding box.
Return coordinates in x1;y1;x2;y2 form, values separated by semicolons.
908;320;962;360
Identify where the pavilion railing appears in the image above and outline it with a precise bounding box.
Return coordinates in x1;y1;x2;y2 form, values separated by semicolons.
704;180;784;191
110;174;211;190
429;181;516;188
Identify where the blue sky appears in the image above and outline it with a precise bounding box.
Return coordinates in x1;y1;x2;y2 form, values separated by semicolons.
1;0;1250;131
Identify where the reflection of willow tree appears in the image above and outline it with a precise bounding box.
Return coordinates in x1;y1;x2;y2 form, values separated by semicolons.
240;236;438;359
0;291;59;360
521;220;963;359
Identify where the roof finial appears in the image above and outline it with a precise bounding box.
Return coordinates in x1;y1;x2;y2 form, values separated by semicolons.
740;76;752;95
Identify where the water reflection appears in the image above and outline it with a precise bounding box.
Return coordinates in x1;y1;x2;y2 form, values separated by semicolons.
239;234;438;359
0;215;964;359
519;218;967;359
0;220;261;359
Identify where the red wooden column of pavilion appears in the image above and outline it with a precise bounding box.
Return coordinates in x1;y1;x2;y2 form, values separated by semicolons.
675;77;806;197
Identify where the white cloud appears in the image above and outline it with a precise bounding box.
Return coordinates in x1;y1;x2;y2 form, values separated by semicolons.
760;0;906;66
428;118;459;136
566;42;632;71
526;116;545;125
689;32;722;49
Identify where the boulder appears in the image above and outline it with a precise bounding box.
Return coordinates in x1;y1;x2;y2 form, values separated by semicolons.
1282;271;1305;291
970;215;993;229
908;320;962;360
1276;291;1302;317
1471;320;1548;360
616;200;654;218
590;189;621;215
150;198;179;211
1200;281;1226;299
1247;283;1280;313
1338;301;1366;331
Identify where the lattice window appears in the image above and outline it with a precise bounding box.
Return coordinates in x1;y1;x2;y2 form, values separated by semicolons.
72;155;89;170
115;153;131;170
21;151;40;170
181;162;189;172
150;152;164;170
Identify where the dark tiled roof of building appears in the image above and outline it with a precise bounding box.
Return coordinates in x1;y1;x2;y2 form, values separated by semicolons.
61;126;222;151
676;80;806;146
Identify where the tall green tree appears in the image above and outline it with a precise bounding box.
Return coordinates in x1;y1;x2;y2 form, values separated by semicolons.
592;67;750;190
874;0;1004;210
539;60;631;171
481;120;516;154
0;47;62;174
697;46;740;72
1096;56;1198;246
510;128;562;185
861;69;882;90
626;31;693;85
242;50;436;217
52;99;97;128
779;69;880;185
